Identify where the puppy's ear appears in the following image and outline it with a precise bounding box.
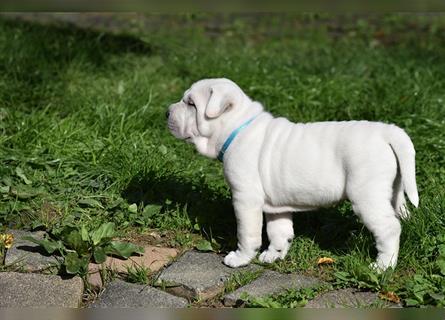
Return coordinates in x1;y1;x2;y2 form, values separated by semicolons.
205;84;242;118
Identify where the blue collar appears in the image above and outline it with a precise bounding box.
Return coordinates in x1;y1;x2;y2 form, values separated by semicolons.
217;114;259;162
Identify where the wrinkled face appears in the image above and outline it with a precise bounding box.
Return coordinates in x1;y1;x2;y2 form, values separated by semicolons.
167;78;245;151
166;92;198;143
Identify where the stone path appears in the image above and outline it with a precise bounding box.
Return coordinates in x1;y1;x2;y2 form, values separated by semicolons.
0;272;83;307
156;251;260;300
90;280;188;308
223;270;322;307
4;229;60;272
87;245;178;289
0;229;398;308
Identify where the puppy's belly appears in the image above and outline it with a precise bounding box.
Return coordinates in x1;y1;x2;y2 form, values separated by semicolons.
262;203;320;213
262;187;344;214
260;166;347;213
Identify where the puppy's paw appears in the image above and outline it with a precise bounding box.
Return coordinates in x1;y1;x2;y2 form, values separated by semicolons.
258;248;285;264
223;250;253;268
369;261;394;274
369;262;384;274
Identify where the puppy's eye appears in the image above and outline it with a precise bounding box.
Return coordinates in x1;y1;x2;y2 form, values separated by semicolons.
188;100;196;107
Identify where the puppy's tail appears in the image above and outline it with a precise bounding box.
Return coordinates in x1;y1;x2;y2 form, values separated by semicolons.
387;126;419;208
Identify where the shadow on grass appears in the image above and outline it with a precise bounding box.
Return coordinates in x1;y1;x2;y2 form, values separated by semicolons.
292;207;366;253
0;18;153;111
122;172;238;250
123;170;365;253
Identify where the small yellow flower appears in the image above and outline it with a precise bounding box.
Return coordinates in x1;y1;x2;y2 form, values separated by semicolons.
0;233;14;249
4;234;13;249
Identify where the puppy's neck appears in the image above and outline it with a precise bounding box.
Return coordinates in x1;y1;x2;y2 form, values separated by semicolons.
192;100;267;160
213;101;266;159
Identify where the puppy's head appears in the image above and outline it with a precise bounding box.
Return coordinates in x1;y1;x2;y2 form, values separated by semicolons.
167;78;249;158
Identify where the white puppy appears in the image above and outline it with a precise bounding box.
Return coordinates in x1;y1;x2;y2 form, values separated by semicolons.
167;78;419;271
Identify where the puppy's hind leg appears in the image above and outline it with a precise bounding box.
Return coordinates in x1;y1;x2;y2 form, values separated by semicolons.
352;198;401;271
259;212;294;263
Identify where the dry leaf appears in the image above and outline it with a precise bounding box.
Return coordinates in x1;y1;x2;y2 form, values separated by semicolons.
379;291;400;304
317;257;335;265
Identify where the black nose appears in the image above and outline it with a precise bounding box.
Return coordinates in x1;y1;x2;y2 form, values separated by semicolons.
165;110;170;119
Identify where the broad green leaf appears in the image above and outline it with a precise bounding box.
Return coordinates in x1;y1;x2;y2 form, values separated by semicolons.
51;223;76;238
106;241;144;259
64;252;89;274
59;225;77;239
90;222;115;245
80;225;89;242
93;247;107;264
15;167;32;185
107;199;123;210
430;292;445;301
142;204;161;217
23;236;62;254
64;230;88;254
404;298;420;306
0;185;10;193
78;198;104;209
195;240;214;252
65;252;80;274
128;203;138;213
334;271;351;282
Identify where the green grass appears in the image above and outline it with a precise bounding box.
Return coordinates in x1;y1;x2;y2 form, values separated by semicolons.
1;13;445;307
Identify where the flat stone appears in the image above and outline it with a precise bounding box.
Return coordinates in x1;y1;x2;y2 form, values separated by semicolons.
87;269;103;289
304;288;384;308
89;245;178;274
0;272;83;307
4;229;60;272
90;280;188;308
156;251;261;300
86;246;178;288
224;270;322;306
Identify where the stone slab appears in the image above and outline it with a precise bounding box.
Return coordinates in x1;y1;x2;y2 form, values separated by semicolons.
156;251;261;300
89;245;178;274
87;269;103;289
305;288;384;308
0;272;83;307
224;270;323;306
90;280;188;308
87;246;178;288
4;229;60;272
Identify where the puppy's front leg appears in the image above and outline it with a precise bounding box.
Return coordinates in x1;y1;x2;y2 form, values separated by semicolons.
223;200;263;268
